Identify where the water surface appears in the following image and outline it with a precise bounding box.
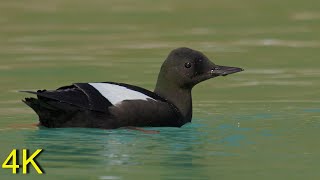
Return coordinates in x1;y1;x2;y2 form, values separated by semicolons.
0;0;319;179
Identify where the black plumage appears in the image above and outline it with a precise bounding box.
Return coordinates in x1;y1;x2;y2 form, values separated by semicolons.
22;47;243;129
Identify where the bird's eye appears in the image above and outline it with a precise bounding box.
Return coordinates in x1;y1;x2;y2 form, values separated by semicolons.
185;62;192;68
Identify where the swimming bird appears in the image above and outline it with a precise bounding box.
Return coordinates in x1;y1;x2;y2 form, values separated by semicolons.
22;47;243;129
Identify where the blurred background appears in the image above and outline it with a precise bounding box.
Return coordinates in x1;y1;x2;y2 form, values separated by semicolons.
0;0;319;179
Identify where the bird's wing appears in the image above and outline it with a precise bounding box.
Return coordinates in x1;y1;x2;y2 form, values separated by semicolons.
21;84;111;112
22;82;165;112
85;82;164;106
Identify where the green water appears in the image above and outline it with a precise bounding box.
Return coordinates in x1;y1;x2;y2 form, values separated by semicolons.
0;0;320;179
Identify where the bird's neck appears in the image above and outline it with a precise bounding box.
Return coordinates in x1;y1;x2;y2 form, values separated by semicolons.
154;79;192;122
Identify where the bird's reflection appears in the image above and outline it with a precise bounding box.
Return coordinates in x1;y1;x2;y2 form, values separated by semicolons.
23;124;209;179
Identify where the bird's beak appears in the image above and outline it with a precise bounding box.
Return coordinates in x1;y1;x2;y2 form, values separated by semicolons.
210;65;244;77
194;63;244;85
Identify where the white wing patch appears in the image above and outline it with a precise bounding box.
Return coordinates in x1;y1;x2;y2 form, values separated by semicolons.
89;83;155;105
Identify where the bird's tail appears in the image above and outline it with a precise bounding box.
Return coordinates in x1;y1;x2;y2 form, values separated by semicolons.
21;90;89;128
23;97;61;127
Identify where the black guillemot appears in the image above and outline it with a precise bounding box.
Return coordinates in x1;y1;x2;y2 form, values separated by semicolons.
22;47;243;129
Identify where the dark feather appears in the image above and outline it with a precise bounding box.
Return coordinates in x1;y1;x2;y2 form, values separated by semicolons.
21;84;112;112
21;82;184;129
